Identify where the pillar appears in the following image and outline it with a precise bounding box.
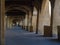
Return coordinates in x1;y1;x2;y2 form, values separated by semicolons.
4;16;7;30
7;16;10;29
43;0;52;37
36;8;39;34
9;17;13;28
26;13;29;31
0;0;1;45
5;16;8;29
49;0;55;37
19;17;21;26
34;0;40;34
39;0;50;36
52;0;60;40
29;10;33;32
20;16;23;28
24;14;27;30
21;16;24;29
23;16;25;29
0;0;5;45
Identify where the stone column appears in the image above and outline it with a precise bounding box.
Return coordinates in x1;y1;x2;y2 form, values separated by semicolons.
52;0;60;40
33;0;41;34
21;16;24;29
19;17;21;26
7;16;10;29
23;16;25;29
4;16;7;30
5;16;8;29
29;10;33;32
0;0;5;45
9;17;13;28
38;0;51;36
43;0;52;37
36;9;39;34
34;0;40;34
26;13;29;31
50;0;55;37
0;0;1;45
24;14;27;30
20;16;23;28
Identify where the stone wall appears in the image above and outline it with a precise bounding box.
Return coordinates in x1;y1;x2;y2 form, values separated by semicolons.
38;0;50;35
52;0;60;36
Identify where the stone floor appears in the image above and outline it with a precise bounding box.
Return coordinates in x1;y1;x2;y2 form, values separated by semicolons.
5;26;60;45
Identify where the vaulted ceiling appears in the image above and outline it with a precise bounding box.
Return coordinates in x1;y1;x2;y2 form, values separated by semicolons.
5;0;43;16
6;9;26;16
5;0;34;16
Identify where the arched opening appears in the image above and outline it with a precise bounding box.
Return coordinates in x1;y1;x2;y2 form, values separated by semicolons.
5;8;26;28
43;0;52;37
1;0;60;45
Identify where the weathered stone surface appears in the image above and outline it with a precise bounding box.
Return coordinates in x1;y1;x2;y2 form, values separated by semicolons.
53;0;60;38
44;26;52;37
0;0;1;44
38;0;50;35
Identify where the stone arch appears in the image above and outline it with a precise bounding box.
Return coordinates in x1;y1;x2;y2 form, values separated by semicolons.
5;6;29;14
12;18;21;26
38;0;51;35
5;5;31;12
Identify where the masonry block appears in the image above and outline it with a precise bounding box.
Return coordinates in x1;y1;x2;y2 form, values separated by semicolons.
44;26;52;37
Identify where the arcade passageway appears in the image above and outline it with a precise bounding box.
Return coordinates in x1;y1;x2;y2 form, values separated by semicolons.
0;0;60;45
5;26;60;45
